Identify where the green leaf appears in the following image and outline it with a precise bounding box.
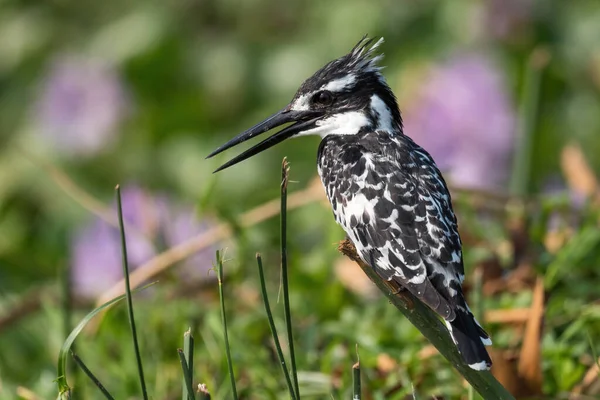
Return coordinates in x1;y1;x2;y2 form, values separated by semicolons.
56;282;157;398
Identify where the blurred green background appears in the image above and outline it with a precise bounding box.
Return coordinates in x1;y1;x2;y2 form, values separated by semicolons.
1;0;600;398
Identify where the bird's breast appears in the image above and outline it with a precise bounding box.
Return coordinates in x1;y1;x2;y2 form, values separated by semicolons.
317;136;388;228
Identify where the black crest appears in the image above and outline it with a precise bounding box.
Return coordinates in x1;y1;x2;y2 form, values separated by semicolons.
297;36;385;94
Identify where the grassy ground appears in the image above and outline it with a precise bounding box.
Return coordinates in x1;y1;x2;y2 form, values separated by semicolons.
3;160;600;399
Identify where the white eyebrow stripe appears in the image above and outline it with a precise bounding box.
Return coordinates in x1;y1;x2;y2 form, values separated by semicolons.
322;74;356;92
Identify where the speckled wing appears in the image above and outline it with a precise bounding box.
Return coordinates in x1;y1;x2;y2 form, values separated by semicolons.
319;132;463;319
318;131;492;369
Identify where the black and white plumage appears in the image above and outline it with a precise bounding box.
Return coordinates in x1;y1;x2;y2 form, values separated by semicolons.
208;37;492;370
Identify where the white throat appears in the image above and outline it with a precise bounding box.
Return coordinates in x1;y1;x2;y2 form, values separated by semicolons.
295;94;395;138
299;111;370;138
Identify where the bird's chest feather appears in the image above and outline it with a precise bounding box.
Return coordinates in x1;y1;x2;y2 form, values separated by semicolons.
317;133;408;249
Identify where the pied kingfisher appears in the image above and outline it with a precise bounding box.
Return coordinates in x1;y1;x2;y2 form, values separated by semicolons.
207;37;492;370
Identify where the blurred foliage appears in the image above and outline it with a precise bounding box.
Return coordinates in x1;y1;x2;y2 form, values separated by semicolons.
1;0;600;398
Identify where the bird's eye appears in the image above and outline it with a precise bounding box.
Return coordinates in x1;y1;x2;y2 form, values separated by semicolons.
313;90;334;106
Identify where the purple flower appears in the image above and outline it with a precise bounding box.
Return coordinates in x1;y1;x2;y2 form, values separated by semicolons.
36;55;130;156
71;186;219;299
403;54;516;191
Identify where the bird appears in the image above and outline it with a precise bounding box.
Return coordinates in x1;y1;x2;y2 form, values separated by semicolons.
207;37;492;370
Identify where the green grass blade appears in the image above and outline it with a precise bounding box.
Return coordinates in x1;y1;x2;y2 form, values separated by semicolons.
56;282;156;396
182;328;195;400
215;250;239;399
410;383;420;400
116;185;149;400
280;158;300;399
352;361;361;400
256;253;297;400
509;47;550;197
71;352;115;400
545;226;600;288
60;262;72;355
60;259;77;393
178;348;196;400
588;331;600;370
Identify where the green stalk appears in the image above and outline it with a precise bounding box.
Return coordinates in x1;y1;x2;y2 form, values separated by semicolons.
352;361;361;400
338;240;515;400
116;185;148;400
56;282;156;398
61;262;72;359
60;259;78;394
71;353;115;400
178;349;196;400
510;47;550;197
280;158;300;399
215;250;238;399
256;253;297;400
181;329;195;400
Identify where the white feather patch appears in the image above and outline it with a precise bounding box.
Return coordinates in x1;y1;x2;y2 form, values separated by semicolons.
370;95;394;132
444;320;458;344
322;74;356;92
300;111;370;137
290;93;311;111
468;360;490;371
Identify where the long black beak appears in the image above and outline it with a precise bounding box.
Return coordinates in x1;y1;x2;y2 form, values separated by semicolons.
207;108;319;173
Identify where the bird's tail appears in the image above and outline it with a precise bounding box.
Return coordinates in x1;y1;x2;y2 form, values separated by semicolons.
445;307;492;371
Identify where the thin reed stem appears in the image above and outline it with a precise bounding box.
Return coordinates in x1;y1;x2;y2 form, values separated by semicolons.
352;361;361;400
256;253;297;400
178;348;196;400
215;250;239;399
280;158;300;399
116;185;148;400
71;353;115;400
181;329;195;400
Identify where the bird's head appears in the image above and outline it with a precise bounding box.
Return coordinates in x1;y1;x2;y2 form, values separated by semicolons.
207;36;402;172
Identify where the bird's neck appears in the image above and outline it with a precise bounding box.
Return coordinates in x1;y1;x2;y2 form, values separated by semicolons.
368;81;403;132
369;94;400;134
